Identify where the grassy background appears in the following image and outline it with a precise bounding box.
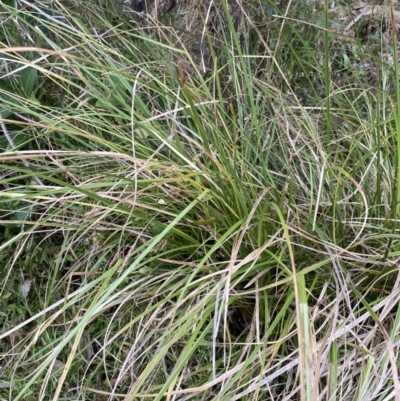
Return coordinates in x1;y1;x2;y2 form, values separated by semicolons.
1;0;400;400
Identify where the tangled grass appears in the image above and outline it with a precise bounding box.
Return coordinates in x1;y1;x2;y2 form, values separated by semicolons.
1;1;400;400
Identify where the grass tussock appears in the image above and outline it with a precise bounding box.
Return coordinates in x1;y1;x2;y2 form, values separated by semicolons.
1;0;400;400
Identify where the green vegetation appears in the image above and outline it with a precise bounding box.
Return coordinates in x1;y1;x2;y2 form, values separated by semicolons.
1;0;400;400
